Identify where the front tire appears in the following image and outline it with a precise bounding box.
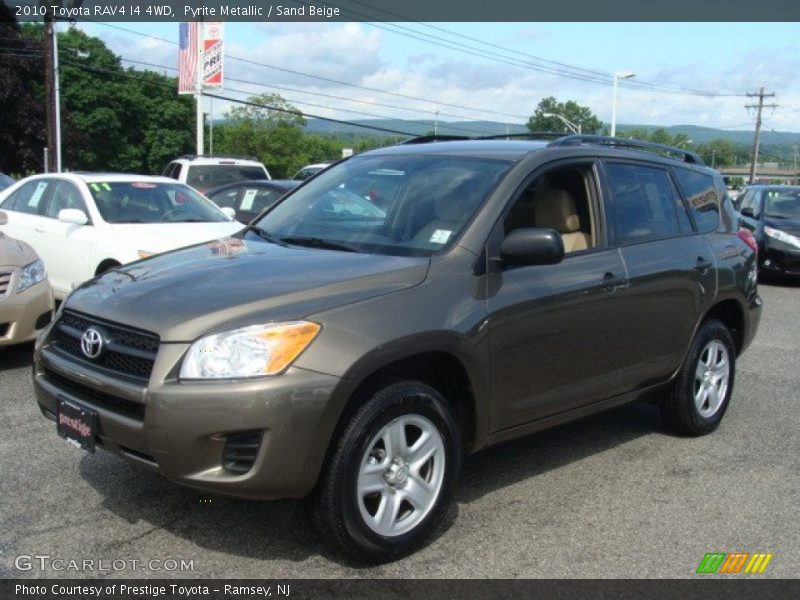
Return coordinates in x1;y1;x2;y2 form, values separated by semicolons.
662;319;736;436
313;381;462;563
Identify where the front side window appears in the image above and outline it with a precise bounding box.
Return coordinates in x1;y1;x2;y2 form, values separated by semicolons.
251;154;512;256
87;181;230;224
45;181;88;219
673;168;720;233
604;162;686;245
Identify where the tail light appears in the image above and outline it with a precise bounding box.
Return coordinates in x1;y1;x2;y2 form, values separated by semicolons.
737;229;758;254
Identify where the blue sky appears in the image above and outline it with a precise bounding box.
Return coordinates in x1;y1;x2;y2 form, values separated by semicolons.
78;21;800;133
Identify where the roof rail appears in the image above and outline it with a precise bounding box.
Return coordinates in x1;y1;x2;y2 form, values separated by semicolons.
175;154;260;161
548;135;705;165
477;132;565;141
400;135;472;144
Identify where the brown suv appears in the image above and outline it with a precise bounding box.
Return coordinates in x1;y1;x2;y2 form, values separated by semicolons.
32;136;761;562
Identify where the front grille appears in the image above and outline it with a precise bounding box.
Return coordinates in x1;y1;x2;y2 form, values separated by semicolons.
48;310;159;381
222;431;263;474
0;270;12;297
43;368;146;421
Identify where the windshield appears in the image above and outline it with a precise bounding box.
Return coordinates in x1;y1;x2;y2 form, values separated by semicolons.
250;154;512;256
88;181;231;224
764;189;800;220
187;165;268;191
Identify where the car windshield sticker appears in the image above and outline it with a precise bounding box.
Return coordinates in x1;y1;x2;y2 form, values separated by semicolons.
90;183;101;192
29;182;49;208
131;182;156;189
429;229;452;245
240;188;258;211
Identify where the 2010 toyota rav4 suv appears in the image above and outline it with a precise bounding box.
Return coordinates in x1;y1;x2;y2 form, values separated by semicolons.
33;135;761;562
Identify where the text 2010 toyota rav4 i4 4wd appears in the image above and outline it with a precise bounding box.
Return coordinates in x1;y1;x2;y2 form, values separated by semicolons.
33;135;761;562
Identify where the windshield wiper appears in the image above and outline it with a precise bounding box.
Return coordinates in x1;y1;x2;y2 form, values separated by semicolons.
248;226;290;246
280;236;359;253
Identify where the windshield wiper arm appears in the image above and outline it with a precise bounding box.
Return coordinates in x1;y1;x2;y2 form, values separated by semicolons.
280;236;359;253
248;226;290;246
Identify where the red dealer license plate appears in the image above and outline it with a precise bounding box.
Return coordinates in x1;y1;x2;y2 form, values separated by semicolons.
57;397;98;452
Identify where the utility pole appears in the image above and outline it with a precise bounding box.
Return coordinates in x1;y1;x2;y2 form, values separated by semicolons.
745;87;777;184
43;2;56;172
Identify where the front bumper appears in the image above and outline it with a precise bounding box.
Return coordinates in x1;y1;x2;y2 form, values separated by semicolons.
0;280;54;346
33;341;340;499
760;243;800;276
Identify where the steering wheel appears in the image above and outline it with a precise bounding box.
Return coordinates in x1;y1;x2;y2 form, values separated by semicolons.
160;207;189;222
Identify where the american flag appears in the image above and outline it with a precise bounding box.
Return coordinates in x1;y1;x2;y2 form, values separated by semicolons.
178;22;197;94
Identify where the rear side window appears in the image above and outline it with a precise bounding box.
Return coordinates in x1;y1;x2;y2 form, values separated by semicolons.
1;180;52;215
162;163;181;180
604;162;687;245
673;168;720;233
186;165;268;191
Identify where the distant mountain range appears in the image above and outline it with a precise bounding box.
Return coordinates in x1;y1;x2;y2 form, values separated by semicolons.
302;118;800;147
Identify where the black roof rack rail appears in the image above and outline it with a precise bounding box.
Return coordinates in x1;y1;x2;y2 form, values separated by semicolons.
400;135;472;144
175;154;260;161
548;135;705;165
477;132;565;140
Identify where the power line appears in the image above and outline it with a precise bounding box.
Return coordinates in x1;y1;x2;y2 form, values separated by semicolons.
58;57;421;137
117;57;492;135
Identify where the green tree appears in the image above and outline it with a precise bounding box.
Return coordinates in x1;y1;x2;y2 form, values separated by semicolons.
213;94;310;178
696;139;737;167
526;97;603;135
0;9;46;175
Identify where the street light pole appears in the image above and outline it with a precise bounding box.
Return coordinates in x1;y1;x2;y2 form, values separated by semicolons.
610;70;635;138
542;112;581;134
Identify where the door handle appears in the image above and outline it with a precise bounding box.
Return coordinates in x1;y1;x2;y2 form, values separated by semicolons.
694;257;713;272
34;226;45;233
600;271;626;293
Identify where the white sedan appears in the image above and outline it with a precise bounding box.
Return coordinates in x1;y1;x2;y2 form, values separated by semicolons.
0;173;243;299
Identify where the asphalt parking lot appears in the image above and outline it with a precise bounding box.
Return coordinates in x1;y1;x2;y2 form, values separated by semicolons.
1;280;798;579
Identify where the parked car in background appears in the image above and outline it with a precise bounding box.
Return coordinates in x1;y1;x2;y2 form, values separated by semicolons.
0;173;15;192
163;155;271;194
31;135;760;562
293;162;331;181
737;185;800;276
0;210;54;346
0;174;242;299
206;179;300;223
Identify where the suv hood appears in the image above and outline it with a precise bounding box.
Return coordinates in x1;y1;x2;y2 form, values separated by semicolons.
65;236;429;341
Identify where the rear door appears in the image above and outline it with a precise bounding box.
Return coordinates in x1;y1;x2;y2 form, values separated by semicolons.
600;160;716;391
0;177;56;255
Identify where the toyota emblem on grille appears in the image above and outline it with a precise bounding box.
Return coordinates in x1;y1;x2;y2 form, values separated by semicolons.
80;328;104;359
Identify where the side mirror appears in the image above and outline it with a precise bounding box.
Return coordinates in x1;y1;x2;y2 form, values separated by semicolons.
58;208;89;225
220;206;236;219
0;210;7;226
740;207;755;218
500;228;565;267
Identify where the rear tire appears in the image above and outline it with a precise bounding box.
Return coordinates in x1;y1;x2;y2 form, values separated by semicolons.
313;381;461;563
662;319;736;436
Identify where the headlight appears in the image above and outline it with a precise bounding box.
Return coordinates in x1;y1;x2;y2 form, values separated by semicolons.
764;226;800;249
180;321;321;379
17;259;46;293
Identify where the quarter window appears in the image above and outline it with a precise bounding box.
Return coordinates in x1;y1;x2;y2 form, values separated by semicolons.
604;163;686;244
673;168;720;233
